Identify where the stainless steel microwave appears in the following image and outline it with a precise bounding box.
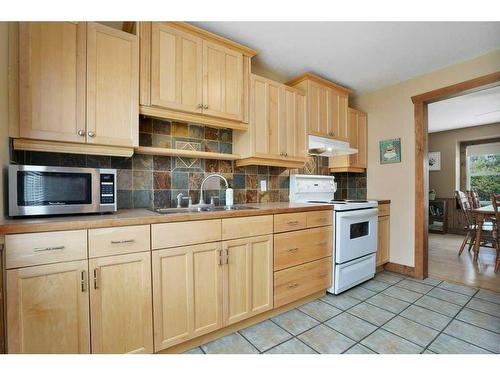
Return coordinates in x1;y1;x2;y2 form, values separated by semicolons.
9;165;117;217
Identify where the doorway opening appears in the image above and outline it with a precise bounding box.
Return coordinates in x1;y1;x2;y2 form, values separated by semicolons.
411;71;500;291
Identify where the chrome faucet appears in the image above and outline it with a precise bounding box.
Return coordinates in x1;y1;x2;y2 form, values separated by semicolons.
198;173;228;206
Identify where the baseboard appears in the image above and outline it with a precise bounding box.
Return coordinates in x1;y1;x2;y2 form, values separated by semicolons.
384;262;416;278
157;290;326;354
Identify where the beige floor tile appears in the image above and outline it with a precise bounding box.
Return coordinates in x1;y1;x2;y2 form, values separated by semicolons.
298;300;342;322
365;293;410;314
444;320;500;353
428;287;471;306
265;338;317;354
325;312;377;341
361;329;423;354
429;333;490;354
347;302;395;326
414;295;462;317
298;324;355;354
382;316;439;347
271;309;319;335
456;308;500;333
382;285;423;303
202;333;258;354
466;297;500;318
240;320;291;352
399;304;452;331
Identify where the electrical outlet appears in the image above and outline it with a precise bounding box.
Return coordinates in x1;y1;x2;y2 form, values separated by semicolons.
260;179;267;192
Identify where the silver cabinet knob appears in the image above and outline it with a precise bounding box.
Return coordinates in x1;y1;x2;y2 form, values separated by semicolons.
198;104;203;109
77;129;85;137
203;105;208;109
88;131;95;138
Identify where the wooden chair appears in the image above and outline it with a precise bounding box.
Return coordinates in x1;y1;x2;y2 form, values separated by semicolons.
466;189;481;209
455;191;477;255
491;193;500;273
455;190;494;256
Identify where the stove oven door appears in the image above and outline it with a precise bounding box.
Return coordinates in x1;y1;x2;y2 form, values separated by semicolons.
335;208;378;264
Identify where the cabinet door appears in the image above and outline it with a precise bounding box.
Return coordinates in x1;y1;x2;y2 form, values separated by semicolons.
376;216;390;266
202;41;244;121
19;22;86;143
89;252;153;353
86;23;139;147
284;89;307;160
223;235;273;326
330;91;349;141
151;23;203;114
295;91;308;159
308;81;330;138
348;109;359;166
357;112;368;168
252;75;283;159
6;260;90;353
152;243;223;351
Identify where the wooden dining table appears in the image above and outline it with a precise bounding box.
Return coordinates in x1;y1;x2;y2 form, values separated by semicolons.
472;204;499;261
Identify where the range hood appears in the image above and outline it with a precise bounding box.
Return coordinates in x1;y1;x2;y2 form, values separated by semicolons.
308;135;357;157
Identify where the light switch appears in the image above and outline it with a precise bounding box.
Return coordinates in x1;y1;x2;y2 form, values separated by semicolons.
260;179;267;192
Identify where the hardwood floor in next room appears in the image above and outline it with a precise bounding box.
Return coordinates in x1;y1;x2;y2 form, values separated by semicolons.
429;233;500;293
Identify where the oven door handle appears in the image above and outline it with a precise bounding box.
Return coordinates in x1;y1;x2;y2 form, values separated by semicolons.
337;208;378;220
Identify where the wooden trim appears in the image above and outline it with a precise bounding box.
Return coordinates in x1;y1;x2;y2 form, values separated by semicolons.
412;72;500;280
122;22;136;34
13;138;134;157
8;22;20;138
414;101;428;279
0;239;4;354
329;167;365;173
384;262;415;278
139;105;248;131
236;157;306;169
285;72;352;95
135;146;240;161
411;71;500;104
168;22;257;57
157;290;325;354
139;22;151;106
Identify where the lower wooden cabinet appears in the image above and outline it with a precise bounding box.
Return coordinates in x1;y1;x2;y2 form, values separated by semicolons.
376;215;390;267
152;242;223;351
223;235;273;326
89;252;153;353
6;260;90;353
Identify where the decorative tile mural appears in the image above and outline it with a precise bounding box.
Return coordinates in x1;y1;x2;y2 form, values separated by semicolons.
10;117;366;211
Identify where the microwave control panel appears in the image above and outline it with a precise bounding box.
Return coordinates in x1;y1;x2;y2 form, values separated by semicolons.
100;173;115;205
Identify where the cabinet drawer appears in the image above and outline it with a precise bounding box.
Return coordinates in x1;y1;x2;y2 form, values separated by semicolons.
378;204;390;217
306;210;332;228
152;219;221;250
274;212;307;233
222;215;273;240
5;230;87;269
88;225;150;258
274;257;332;308
274;226;332;271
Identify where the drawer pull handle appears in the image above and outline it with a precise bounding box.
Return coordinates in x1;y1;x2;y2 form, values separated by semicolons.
287;220;300;225
287;247;299;253
287;283;299;289
33;245;65;252
110;239;135;244
81;270;87;292
93;268;100;289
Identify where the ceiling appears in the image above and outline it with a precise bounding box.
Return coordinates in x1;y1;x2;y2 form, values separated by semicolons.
428;85;500;133
191;22;500;94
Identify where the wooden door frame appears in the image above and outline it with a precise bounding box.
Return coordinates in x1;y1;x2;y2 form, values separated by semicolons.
410;71;500;279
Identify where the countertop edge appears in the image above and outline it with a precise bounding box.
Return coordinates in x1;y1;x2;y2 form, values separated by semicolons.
0;204;333;235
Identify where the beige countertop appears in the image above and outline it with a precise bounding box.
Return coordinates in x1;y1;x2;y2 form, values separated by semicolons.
0;202;333;235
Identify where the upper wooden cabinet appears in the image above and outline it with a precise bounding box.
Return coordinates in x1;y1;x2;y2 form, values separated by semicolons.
233;74;307;168
140;22;255;130
86;22;139;148
15;22;139;155
287;73;350;142
18;22;86;144
329;108;368;173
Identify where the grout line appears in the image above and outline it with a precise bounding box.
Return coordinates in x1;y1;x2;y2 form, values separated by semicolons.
235;331;263;353
421;288;495;354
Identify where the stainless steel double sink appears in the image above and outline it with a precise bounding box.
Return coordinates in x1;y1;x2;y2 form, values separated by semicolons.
152;205;258;215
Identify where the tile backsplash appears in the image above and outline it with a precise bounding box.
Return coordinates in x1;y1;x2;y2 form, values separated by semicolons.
10;117;367;210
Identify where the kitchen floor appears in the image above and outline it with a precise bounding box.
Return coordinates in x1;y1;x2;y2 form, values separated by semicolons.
429;233;500;292
183;271;500;354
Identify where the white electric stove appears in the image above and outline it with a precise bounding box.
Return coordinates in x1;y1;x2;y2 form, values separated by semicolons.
289;174;378;294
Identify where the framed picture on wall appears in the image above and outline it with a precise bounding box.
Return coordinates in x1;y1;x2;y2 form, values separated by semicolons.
379;138;401;164
429;151;441;171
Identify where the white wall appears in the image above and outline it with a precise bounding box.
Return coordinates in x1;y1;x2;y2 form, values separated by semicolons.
0;23;10;219
353;49;500;267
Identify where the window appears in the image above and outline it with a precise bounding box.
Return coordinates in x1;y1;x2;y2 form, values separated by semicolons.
466;142;500;204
